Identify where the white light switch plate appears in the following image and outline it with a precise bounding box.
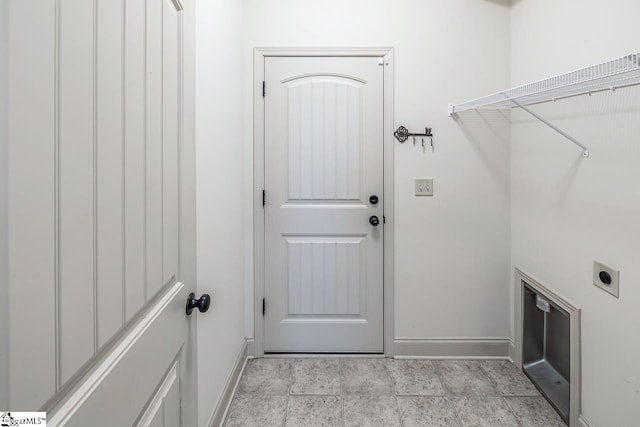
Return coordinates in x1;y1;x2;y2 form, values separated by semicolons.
593;260;620;298
415;178;433;196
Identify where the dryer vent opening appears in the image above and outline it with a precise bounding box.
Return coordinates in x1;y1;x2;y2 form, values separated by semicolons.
515;271;581;427
523;283;571;424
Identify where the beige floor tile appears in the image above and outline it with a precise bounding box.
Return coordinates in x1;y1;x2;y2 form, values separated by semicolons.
291;359;341;395
343;395;402;426
505;396;566;427
387;359;446;396
225;358;567;426
224;394;288;427
285;396;342;427
451;396;519;427
434;360;499;396
237;358;291;395
342;359;393;395
479;360;539;396
397;396;461;427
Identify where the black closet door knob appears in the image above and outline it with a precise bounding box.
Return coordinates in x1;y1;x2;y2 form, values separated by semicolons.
369;195;379;205
186;293;211;315
369;215;380;227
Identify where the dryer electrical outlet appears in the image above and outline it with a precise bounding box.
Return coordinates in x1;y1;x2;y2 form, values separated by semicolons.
593;260;620;298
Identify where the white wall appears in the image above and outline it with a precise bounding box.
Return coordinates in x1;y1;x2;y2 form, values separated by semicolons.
195;0;246;425
0;0;9;409
510;1;640;425
242;0;512;345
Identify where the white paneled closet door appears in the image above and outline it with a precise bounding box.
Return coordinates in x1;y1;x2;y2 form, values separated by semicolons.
264;57;385;353
7;1;197;425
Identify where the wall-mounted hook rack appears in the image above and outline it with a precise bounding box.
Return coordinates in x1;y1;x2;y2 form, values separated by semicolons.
394;126;433;143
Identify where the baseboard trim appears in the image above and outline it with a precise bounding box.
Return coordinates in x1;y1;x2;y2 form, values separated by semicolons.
578;414;591;427
207;339;248;427
508;340;516;363
246;338;255;358
393;338;511;359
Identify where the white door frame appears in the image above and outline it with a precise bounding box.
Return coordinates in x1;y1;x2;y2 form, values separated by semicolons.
253;47;395;357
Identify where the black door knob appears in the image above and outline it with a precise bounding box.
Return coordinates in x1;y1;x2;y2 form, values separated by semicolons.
369;195;379;205
186;292;211;315
369;215;380;226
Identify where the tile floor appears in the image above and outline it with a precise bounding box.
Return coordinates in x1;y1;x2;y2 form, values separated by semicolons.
223;358;566;427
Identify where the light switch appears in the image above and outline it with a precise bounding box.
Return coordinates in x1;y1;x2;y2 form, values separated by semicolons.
415;178;433;196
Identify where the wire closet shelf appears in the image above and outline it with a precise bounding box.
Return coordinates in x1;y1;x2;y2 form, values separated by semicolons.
448;52;640;157
449;53;640;113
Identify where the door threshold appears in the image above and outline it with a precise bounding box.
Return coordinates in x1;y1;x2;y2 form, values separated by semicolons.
263;353;385;358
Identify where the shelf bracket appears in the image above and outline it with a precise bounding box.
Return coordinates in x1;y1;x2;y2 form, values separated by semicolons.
509;97;589;158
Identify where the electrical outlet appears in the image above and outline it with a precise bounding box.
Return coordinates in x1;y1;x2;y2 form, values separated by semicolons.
593;260;620;298
415;178;433;196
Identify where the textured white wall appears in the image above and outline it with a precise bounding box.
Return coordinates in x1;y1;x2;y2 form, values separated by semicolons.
195;0;246;425
0;0;9;409
242;0;512;343
510;1;640;425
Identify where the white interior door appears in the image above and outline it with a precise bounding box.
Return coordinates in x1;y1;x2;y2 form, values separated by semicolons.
264;56;385;353
7;1;197;425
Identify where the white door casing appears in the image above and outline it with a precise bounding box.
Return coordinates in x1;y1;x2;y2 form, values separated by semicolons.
263;55;386;353
8;0;197;425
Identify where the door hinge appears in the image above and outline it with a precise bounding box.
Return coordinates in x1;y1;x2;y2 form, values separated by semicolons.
262;189;266;207
262;81;266;97
262;298;266;316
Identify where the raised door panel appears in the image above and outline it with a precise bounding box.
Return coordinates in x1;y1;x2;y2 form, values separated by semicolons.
285;77;364;202
285;236;365;317
136;361;181;427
